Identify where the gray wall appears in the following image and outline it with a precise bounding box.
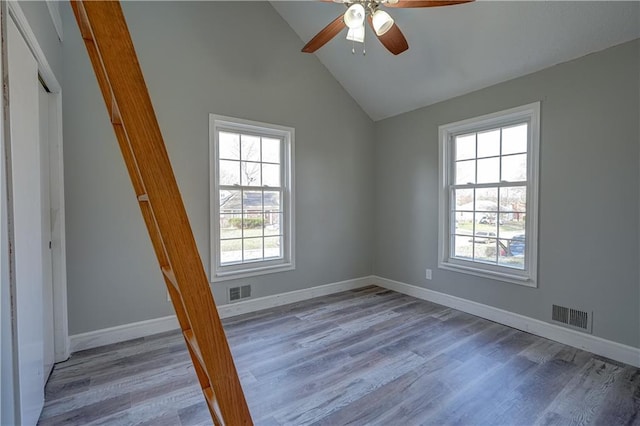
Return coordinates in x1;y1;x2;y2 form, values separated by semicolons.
18;1;62;81
62;2;374;335
61;1;639;349
374;39;640;348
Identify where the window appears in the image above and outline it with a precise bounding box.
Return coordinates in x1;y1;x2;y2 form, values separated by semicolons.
210;115;294;281
438;103;540;286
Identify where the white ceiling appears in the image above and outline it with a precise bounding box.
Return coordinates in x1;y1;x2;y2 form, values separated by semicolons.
271;1;640;121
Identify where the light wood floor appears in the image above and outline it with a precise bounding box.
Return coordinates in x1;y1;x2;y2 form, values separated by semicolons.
39;286;640;425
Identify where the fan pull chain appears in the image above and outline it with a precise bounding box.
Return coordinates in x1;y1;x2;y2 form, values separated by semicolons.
351;32;366;55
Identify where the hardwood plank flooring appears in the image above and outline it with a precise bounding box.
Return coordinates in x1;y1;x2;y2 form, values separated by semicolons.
39;286;640;425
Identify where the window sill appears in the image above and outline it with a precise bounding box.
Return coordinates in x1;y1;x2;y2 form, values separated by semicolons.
211;262;295;283
438;260;537;288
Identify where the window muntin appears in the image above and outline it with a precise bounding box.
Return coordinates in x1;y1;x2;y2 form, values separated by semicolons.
210;115;294;281
439;103;539;286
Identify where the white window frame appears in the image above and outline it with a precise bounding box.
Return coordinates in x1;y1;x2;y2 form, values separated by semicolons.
210;114;295;282
438;102;540;287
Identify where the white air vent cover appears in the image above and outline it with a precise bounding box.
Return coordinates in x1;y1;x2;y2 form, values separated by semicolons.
229;285;251;302
552;304;592;333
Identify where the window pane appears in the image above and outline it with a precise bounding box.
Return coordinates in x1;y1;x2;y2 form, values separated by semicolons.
502;124;527;155
264;191;281;212
220;214;242;240
500;236;525;269
454;188;474;210
498;213;510;235
477;157;500;184
475;214;497;234
454;216;473;237
242;190;263;215
219;132;240;160
264;236;282;259
499;186;526;212
241;161;261;186
509;234;526;256
220;190;241;212
475;187;498;212
500;255;525;270
455;134;475;161
264;213;282;236
244;238;263;261
262;163;280;187
499;215;525;240
455;160;475;185
475;238;497;263
477;129;500;158
501;154;527;182
262;138;281;164
241;134;261;161
497;238;511;263
453;234;473;259
220;239;242;264
219;160;240;186
242;220;263;238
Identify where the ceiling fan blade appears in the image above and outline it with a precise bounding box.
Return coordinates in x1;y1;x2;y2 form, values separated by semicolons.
302;15;347;53
385;0;473;8
368;17;408;55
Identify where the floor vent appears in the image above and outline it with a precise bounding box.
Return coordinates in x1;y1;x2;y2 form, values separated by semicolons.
552;304;592;333
229;285;251;302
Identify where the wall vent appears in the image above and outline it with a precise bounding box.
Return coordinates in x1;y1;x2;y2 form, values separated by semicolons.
229;285;251;302
552;304;592;333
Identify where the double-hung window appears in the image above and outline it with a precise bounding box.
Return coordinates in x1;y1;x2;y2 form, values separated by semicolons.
210;115;295;281
438;103;540;286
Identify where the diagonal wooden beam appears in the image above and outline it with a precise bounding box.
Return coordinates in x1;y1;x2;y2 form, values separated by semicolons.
69;1;253;424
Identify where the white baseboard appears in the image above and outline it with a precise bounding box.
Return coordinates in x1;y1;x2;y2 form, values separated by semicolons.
73;275;638;368
217;276;375;319
69;315;180;353
373;275;640;368
69;276;375;353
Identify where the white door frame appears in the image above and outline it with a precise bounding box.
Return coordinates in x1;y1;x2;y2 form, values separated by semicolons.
7;1;69;363
0;5;16;424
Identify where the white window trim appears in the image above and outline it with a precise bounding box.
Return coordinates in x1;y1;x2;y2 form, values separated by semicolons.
209;114;295;282
438;102;540;287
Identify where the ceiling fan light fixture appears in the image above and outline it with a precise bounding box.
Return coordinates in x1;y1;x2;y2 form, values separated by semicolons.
346;24;365;43
372;10;394;36
344;3;365;29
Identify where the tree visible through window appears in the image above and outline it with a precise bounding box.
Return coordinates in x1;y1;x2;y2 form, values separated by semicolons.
439;103;540;286
210;115;295;281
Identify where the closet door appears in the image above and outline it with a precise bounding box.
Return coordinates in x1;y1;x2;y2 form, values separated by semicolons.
8;16;45;425
40;82;55;385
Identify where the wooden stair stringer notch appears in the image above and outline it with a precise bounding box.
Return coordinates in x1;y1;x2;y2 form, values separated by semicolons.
69;2;252;425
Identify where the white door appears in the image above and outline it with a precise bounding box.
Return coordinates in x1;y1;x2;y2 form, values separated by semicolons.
8;16;45;426
39;83;55;384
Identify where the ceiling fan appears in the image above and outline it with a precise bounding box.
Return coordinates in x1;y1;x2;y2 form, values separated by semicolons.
302;0;474;56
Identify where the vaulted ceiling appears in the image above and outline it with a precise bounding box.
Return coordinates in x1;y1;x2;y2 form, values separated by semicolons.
271;1;640;121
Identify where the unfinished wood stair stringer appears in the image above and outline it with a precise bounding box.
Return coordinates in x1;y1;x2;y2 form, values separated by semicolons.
69;2;253;424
